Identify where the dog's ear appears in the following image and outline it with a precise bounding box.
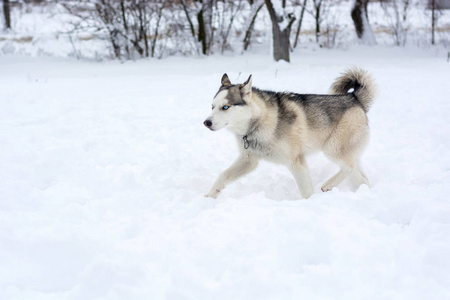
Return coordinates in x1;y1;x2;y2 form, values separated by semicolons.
221;73;231;86
240;75;252;99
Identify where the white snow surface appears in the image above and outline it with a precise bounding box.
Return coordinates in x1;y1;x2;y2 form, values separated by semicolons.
1;48;450;300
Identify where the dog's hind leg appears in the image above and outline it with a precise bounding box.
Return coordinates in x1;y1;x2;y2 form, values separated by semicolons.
321;160;354;192
205;153;259;198
322;161;369;192
322;107;369;192
289;155;314;199
351;161;370;188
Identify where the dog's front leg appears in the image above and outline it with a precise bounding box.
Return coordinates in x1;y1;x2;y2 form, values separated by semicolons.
289;155;314;199
205;153;259;198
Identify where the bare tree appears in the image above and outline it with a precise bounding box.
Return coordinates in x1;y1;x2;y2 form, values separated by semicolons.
311;0;322;43
430;0;436;44
179;0;196;38
265;0;296;62
3;0;11;30
382;0;411;46
426;0;449;46
304;0;333;44
243;0;265;51
216;0;244;53
64;0;168;59
351;0;376;45
197;0;215;55
179;0;215;55
94;0;123;58
293;0;308;48
301;0;344;46
127;0;149;57
151;0;167;57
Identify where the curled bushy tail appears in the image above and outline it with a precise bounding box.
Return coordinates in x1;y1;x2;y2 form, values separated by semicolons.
329;68;377;112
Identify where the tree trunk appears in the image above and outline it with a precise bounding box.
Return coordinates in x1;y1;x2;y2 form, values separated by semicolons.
431;0;436;45
272;24;291;61
120;0;131;58
351;0;376;45
293;0;307;48
197;9;206;54
3;0;11;30
243;0;264;51
110;29;122;59
151;1;166;58
265;0;295;62
137;4;149;57
222;1;243;53
315;1;321;43
179;0;196;38
197;0;214;55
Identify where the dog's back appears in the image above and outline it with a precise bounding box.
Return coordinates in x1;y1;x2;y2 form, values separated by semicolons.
253;68;376;131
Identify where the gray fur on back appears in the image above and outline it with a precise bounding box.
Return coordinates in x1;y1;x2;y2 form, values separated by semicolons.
252;88;362;129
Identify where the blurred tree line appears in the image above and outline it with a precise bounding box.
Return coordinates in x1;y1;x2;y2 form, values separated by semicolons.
2;0;449;61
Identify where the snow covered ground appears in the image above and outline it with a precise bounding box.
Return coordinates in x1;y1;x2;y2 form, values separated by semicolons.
1;47;450;300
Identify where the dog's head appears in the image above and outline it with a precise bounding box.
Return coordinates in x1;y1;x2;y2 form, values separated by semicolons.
203;73;253;134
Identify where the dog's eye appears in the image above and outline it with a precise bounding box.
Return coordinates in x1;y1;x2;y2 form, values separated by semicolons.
222;105;230;110
211;105;214;110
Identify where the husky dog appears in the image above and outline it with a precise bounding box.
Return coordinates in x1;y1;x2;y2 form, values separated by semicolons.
203;68;376;199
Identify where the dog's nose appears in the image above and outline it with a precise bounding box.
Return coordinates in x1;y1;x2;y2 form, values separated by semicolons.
204;120;212;128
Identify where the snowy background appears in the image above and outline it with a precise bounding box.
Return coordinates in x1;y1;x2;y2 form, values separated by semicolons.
1;1;449;58
1;1;450;300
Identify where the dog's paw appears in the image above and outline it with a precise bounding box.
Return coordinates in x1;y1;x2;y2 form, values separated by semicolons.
204;189;220;199
301;190;314;199
321;185;335;192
